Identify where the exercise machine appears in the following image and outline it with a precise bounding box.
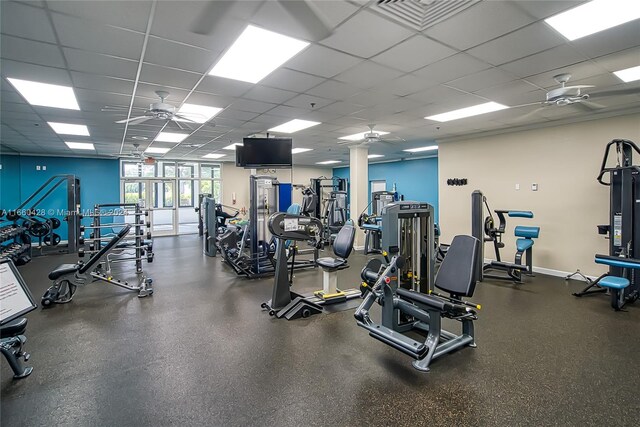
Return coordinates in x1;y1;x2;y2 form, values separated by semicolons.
261;212;325;319
202;196;218;257
41;224;153;307
310;177;348;241
262;212;360;319
5;175;81;256
471;190;540;283
380;201;436;293
359;191;396;255
300;186;318;217
355;235;481;372
0;258;36;379
573;139;639;310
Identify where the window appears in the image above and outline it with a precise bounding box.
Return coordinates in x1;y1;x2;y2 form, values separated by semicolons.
163;163;176;178
123;163;139;177
178;163;196;178
179;180;193;207
122;162;156;177
124;182;145;204
163;182;174;208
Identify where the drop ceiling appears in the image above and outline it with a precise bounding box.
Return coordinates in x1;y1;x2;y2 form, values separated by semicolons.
1;0;639;165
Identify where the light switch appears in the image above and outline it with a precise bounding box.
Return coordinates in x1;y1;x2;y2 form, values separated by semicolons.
515;183;520;191
36;165;41;170
42;165;47;171
532;183;538;191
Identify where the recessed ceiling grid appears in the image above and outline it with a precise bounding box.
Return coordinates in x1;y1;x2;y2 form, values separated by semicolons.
0;0;639;164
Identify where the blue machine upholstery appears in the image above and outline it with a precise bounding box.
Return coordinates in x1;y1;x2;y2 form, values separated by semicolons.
516;238;534;252
515;226;540;239
508;211;534;218
598;276;630;289
286;204;301;215
594;255;640;270
362;224;382;231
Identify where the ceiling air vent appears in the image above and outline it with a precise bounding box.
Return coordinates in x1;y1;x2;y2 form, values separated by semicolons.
375;0;480;31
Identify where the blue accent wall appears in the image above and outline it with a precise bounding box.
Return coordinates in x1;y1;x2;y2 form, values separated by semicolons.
333;156;439;221
0;155;120;239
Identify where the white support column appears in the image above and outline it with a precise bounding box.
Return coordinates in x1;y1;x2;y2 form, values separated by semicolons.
349;145;368;249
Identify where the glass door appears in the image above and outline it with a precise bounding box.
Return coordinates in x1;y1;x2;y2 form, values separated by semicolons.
150;179;177;236
122;179;177;236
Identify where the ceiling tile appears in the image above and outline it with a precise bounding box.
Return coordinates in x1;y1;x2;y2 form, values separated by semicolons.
347;90;398;107
285;94;334;110
307;80;362;100
229;99;278;114
371;35;457;73
524;61;606;89
243;85;297;104
407;85;485;109
70;72;134;94
375;73;438;97
51;13;145;60
145;37;218;75
334;61;404;90
499;45;591;79
1;36;65;68
425;1;535;50
513;1;589;20
0;1;57;43
474;81;546;106
593;48;640;73
570;21;640;59
196;76;253;97
467;23;566;66
260;68;325;93
284;45;362;78
266;104;311;119
2;59;72;85
150;1;258;51
139;63;201;90
446;68;519;93
321;10;413;59
318;101;366;116
64;48;138;80
48;0;153;32
413;53;491;84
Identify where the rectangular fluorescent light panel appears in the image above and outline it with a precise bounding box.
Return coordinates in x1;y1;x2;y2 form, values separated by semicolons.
425;102;508;122
317;160;341;165
8;78;80;110
223;143;243;150
292;148;313;154
65;142;94;150
155;132;188;143
177;103;223;123
269;119;321;134
209;25;309;84
48;122;90;136
545;0;640;41
403;145;438;153
339;130;390;141
368;154;384;159
204;153;225;159
614;65;640;83
145;147;171;154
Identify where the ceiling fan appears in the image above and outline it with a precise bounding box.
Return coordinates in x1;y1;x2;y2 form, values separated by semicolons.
190;0;333;41
109;143;148;160
338;124;405;145
102;91;209;130
514;73;640;120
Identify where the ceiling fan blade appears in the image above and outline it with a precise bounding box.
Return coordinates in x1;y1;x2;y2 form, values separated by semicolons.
581;100;607;110
173;119;186;131
510;101;545;109
590;87;640;98
513;106;548;122
278;0;333;41
115;116;149;124
173;114;199;123
572;101;603;112
566;85;595;89
190;1;234;35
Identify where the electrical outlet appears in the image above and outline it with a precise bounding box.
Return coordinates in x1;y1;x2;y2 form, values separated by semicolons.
42;165;47;171
532;183;538;191
36;165;41;171
515;183;520;191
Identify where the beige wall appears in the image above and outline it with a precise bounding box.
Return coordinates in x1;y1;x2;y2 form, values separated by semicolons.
220;163;332;219
439;113;640;277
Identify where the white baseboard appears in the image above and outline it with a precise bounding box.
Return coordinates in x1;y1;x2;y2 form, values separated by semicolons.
353;245;365;251
483;258;597;282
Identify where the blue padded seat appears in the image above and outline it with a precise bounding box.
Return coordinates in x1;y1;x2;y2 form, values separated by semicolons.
508;211;533;218
598;276;630;289
516;238;534;252
515;226;540;239
286;204;301;215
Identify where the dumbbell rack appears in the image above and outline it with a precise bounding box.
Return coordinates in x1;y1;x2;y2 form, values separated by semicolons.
78;203;154;274
0;222;31;266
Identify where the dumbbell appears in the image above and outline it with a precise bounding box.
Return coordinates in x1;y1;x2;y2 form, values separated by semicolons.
78;237;85;245
43;233;61;246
